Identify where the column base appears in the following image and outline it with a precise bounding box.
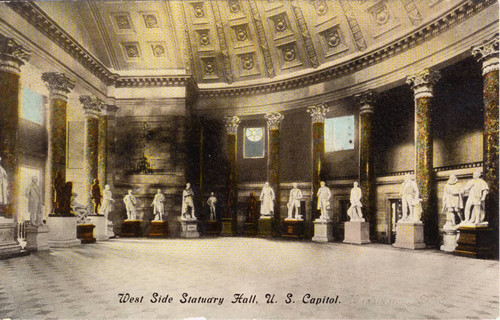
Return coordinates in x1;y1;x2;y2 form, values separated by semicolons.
48;216;81;248
257;217;273;237
180;219;199;238
281;219;304;239
312;219;334;242
343;221;371;245
220;218;234;236
89;215;109;241
455;225;494;259
25;224;50;251
148;221;169;238
0;218;24;258
77;224;96;244
393;221;425;250
440;224;459;252
120;220;142;237
205;220;221;236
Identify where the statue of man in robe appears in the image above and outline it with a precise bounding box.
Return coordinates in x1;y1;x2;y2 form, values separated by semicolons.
123;190;137;220
400;174;420;222
317;181;331;221
259;182;275;217
287;183;303;220
181;183;196;220
25;176;42;226
347;182;364;221
463;170;489;225
207;192;217;221
91;179;102;215
151;189;165;221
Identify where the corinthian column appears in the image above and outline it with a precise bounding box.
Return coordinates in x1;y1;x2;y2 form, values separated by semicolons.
265;112;284;233
98;104;118;191
223;116;240;235
42;72;75;215
406;69;440;245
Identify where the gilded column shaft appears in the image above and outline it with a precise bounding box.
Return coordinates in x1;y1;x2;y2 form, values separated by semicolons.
224;116;240;234
265;112;283;228
98;112;109;191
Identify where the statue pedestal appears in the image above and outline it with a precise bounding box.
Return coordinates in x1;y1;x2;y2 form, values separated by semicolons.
0;217;24;258
77;224;96;244
25;224;50;251
244;221;258;236
89;215;109;241
343;221;370;245
48;216;81;248
281;219;304;239
205;220;221;236
440;223;459;252
393;221;425;249
120;220;142;237
455;224;494;259
221;218;234;236
312;219;333;242
148;221;169;238
257;217;273;237
180;219;199;238
107;221;115;238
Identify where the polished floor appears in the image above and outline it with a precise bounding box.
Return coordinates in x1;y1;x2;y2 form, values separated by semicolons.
0;237;498;319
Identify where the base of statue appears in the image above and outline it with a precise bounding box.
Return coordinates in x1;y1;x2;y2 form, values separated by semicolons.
107;221;115;238
244;221;258;236
25;224;50;251
180;219;199;238
221;218;234;236
77;224;96;244
440;223;459;252
312;219;333;242
343;221;371;245
281;219;304;239
0;217;25;259
120;220;142;237
455;224;494;259
88;215;109;241
148;221;169;238
393;221;425;249
257;217;273;237
205;220;221;236
48;216;81;248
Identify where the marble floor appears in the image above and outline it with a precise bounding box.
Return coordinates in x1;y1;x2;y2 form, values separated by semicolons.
0;238;498;320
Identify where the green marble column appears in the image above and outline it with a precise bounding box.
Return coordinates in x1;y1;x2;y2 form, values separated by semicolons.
42;72;75;215
407;69;441;246
224;116;240;235
98;104;118;191
80;96;103;207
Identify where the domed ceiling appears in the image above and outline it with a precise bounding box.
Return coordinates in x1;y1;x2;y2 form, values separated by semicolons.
14;0;460;86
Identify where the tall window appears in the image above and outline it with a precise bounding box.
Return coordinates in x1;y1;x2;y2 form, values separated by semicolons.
243;127;265;158
21;87;43;125
325;116;355;152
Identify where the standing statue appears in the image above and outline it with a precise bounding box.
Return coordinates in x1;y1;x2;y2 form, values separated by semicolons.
442;175;464;226
100;184;115;220
259;182;275;217
317;181;331;221
400;174;420;222
60;182;74;216
347;182;364;221
246;192;258;222
181;183;196;220
463;170;489;225
151;189;165;221
123;190;137;220
0;156;8;206
207;192;217;221
286;183;303;220
91;179;102;214
53;171;65;214
25;176;43;226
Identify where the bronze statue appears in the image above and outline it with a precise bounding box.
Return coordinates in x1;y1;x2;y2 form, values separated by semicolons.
53;171;65;214
246;192;258;222
91;179;102;214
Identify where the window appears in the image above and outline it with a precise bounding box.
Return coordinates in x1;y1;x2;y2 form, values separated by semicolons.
21;87;43;125
243;127;265;158
325;116;354;152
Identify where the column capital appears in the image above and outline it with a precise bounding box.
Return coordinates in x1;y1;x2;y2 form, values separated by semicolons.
224;116;241;135
265;112;284;130
355;90;377;114
472;34;499;76
102;104;118;116
80;95;104;118
0;34;31;74
307;104;328;123
406;69;441;99
42;72;75;101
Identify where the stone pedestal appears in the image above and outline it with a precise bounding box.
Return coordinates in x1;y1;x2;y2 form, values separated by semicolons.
107;221;115;238
455;225;494;259
258;217;273;237
180;219;199;238
148;221;169;238
440;223;459;252
393;221;425;249
312;219;333;242
343;221;371;245
77;224;96;244
221;218;233;236
0;218;23;258
120;220;142;237
89;215;109;241
25;224;50;251
205;220;221;236
281;219;304;239
244;221;258;236
48;216;81;248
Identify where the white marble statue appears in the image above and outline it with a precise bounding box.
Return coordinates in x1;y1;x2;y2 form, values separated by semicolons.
72;192;92;224
207;192;217;221
462;170;489;225
286;183;303;220
347;182;364;222
25;176;43;226
0;157;8;206
317;181;331;221
123;189;137;220
181;183;196;220
99;184;115;220
400;174;420;222
151;189;165;221
259;182;275;217
442;175;463;226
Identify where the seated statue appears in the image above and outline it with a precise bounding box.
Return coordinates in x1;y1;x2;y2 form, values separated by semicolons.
72;192;92;224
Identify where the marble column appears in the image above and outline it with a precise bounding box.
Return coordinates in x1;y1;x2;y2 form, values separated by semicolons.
41;72;75;215
79;96;103;207
0;34;31;256
406;69;441;245
98;104;118;191
307;104;328;237
223;116;240;235
265;112;284;233
355;90;376;238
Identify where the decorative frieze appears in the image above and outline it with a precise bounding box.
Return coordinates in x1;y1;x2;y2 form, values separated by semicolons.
307;104;328;123
80;96;104;118
41;72;75;101
224;116;241;135
265;112;284;130
472;34;499;75
406;69;441;99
